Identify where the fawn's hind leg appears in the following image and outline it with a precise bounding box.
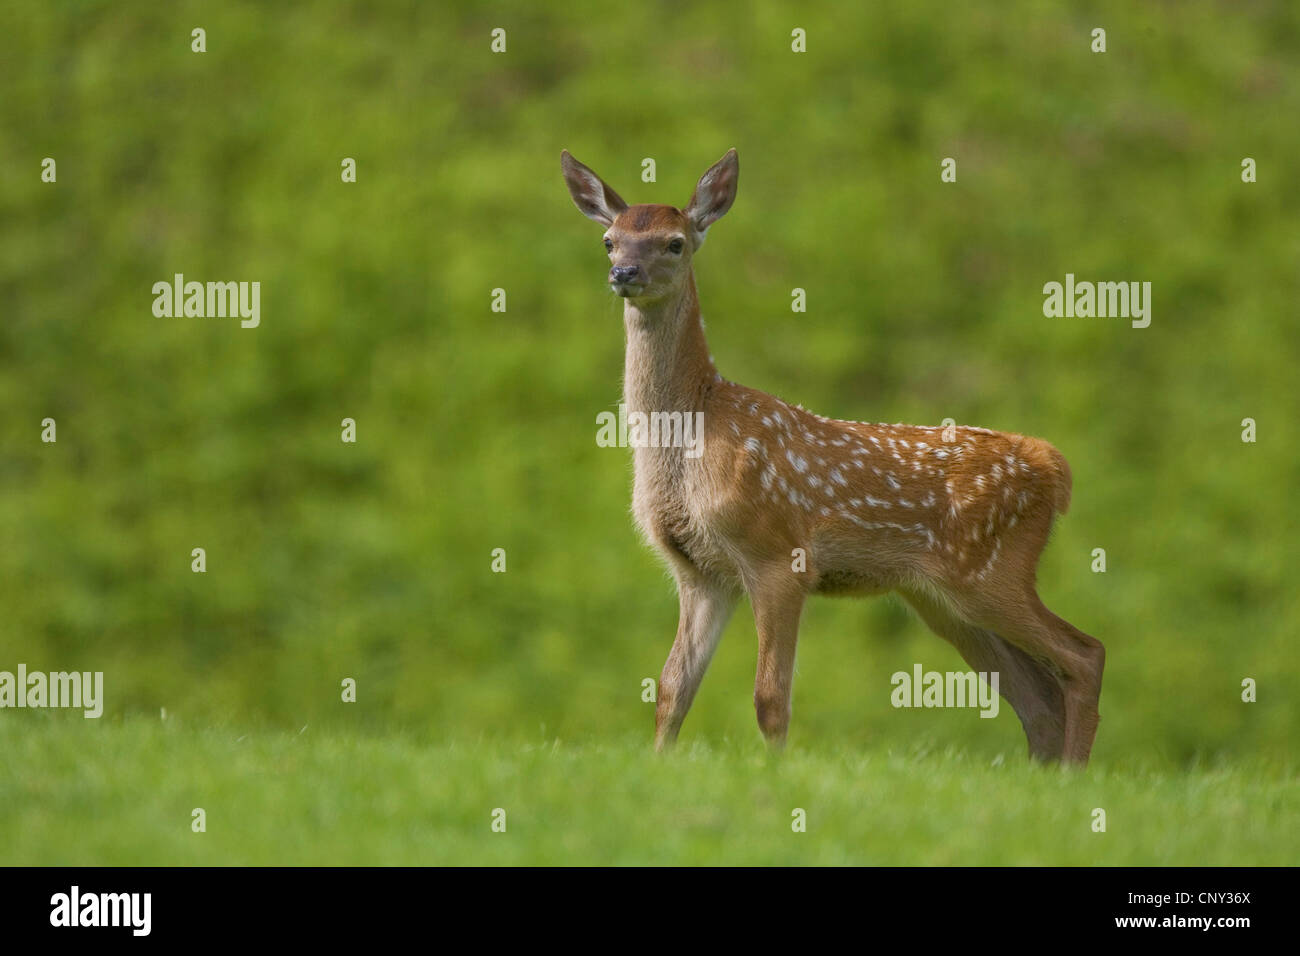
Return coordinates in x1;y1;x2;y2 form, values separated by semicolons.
1033;599;1104;763
902;589;1066;761
961;591;1104;765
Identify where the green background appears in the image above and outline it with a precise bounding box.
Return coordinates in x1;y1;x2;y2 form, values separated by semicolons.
2;1;1296;779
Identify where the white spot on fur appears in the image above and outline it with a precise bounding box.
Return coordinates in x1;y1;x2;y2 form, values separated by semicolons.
974;538;1003;582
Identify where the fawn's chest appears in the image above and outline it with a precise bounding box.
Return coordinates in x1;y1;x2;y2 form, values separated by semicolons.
629;445;735;576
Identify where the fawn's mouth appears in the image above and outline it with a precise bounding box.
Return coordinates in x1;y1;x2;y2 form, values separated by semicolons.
610;282;646;298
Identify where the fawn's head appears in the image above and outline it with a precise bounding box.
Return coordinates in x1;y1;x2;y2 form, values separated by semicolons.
561;149;739;302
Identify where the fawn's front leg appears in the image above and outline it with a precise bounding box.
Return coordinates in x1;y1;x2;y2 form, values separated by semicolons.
749;568;808;748
654;571;739;750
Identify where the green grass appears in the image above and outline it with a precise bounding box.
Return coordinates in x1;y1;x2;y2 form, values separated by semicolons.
3;716;1293;865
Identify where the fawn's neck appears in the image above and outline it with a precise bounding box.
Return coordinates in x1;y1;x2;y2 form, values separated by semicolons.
622;273;717;415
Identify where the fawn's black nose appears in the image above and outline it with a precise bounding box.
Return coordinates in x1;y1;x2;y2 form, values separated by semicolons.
609;265;641;285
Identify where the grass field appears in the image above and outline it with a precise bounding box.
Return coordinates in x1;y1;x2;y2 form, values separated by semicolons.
2;716;1293;866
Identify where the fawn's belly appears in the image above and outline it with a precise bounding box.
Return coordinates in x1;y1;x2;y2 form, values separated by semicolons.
811;567;895;596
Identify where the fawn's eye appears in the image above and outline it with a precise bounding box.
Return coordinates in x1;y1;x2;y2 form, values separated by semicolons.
668;238;684;254
603;238;614;252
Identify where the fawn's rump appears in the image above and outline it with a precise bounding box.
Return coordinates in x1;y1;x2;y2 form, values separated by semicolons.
800;426;1074;594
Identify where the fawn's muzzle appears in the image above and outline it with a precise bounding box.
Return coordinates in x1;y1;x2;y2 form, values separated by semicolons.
609;265;642;286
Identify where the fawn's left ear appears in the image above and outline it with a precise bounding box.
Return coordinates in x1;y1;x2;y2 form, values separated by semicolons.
561;150;628;227
683;148;739;245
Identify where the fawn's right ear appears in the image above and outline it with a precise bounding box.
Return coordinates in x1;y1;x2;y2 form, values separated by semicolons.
561;150;628;227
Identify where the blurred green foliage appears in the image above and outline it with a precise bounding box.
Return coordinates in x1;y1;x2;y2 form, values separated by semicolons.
1;1;1296;765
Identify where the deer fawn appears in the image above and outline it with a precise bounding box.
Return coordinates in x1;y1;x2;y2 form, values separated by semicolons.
562;148;1105;765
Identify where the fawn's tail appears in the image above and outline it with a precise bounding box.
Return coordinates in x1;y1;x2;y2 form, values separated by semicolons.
1021;437;1073;515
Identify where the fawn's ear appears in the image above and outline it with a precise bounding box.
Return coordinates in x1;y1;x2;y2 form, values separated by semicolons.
561;150;628;227
683;148;738;245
